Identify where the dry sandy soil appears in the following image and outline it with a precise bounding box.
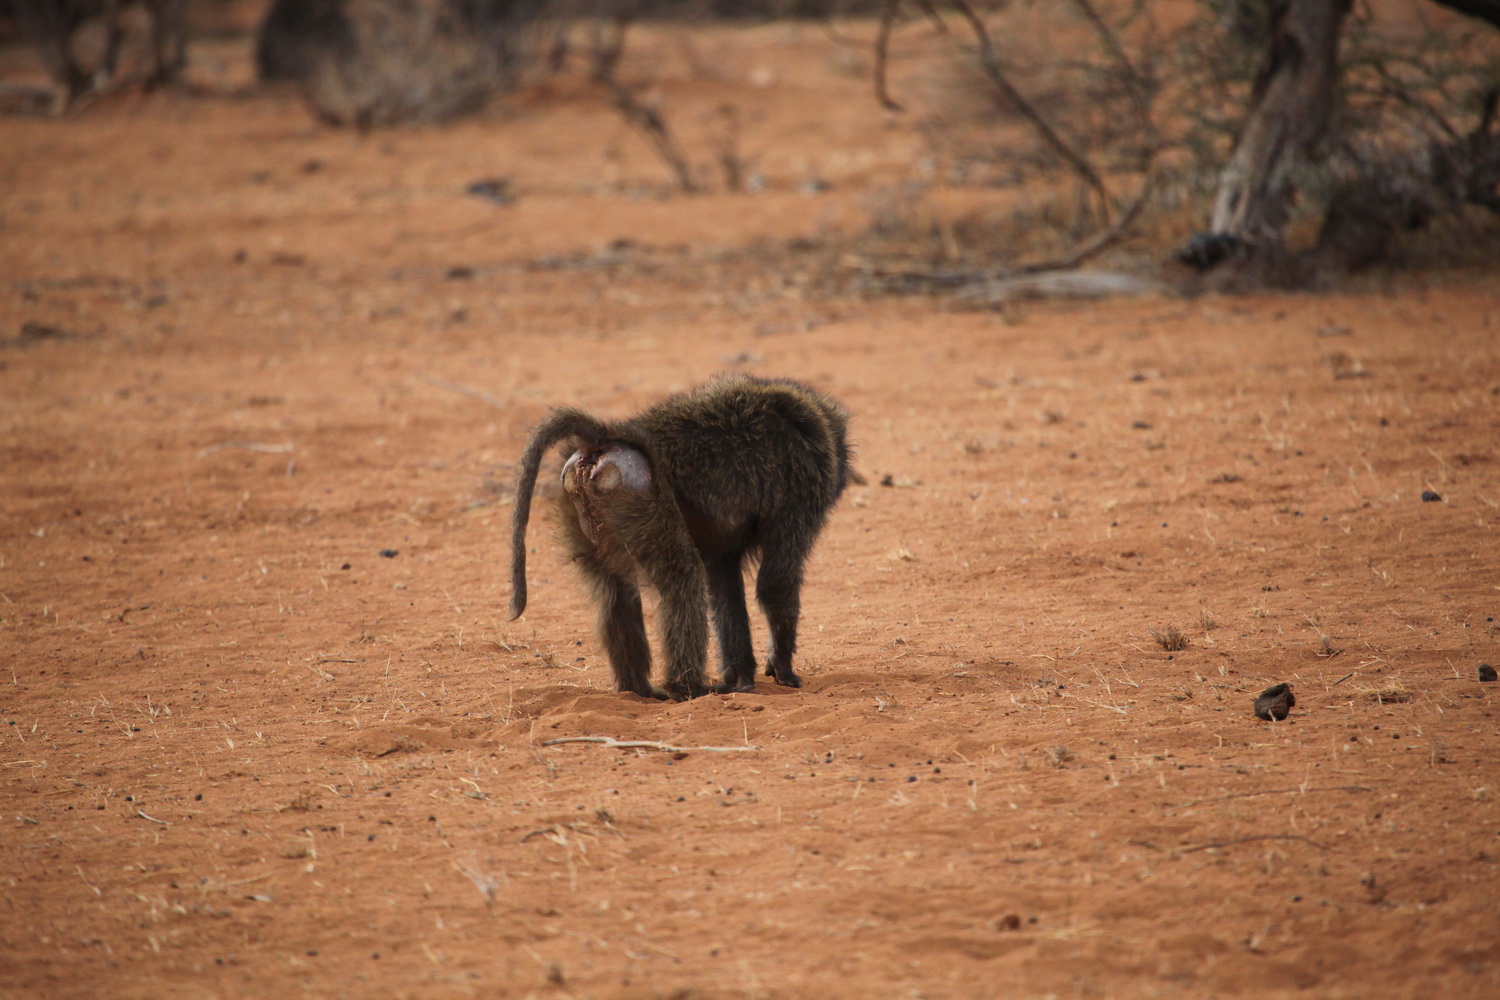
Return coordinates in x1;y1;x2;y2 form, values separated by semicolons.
3;11;1500;1000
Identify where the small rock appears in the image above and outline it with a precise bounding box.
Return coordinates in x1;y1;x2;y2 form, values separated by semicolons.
466;178;516;205
1479;664;1497;683
1421;490;1442;502
1254;683;1295;721
379;549;398;558
18;321;73;344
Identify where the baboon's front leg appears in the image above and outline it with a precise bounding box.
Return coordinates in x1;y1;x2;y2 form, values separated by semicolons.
756;540;810;688
708;557;756;692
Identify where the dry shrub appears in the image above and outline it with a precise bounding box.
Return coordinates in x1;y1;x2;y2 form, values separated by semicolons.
298;0;529;127
8;0;188;110
257;0;355;82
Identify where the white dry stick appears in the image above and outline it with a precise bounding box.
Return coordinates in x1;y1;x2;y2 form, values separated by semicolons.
540;736;760;753
453;856;503;904
198;442;293;459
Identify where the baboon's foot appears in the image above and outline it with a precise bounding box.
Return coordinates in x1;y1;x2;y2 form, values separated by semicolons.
713;678;757;695
765;663;802;688
665;678;716;701
621;683;671;701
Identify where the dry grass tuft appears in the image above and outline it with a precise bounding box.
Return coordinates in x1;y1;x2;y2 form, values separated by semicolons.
1043;745;1074;768
1315;634;1344;658
1149;625;1190;652
1359;679;1412;704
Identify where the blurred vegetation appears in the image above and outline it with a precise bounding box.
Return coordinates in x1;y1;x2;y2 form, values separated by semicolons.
4;0;1495;284
864;0;1499;284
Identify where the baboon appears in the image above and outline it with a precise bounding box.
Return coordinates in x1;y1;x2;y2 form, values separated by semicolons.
507;374;858;701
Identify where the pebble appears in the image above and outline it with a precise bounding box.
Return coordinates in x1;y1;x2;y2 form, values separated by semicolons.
1479;664;1497;683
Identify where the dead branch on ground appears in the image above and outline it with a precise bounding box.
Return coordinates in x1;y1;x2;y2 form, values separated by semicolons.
541;736;759;752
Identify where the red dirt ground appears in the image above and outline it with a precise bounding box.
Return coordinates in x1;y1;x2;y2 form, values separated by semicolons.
3;14;1499;1000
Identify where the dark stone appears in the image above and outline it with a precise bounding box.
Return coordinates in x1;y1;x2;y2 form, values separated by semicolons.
466;178;516;205
1254;683;1295;721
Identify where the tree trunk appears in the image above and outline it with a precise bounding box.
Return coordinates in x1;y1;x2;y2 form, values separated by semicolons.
1180;0;1351;277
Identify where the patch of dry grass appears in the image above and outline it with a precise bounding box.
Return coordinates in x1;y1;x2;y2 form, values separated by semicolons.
1149;625;1190;652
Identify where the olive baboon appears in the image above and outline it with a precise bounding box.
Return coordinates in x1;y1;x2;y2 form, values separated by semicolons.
507;374;858;701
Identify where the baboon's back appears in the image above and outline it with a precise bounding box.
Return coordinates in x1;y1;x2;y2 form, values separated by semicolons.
632;374;850;530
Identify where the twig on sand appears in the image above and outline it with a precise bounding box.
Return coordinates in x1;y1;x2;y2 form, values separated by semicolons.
1174;785;1370;809
198;442;293;459
1178;834;1330;854
136;809;168;825
414;372;507;409
540;736;760;753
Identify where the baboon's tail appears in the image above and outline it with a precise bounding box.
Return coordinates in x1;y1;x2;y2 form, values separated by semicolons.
507;407;610;621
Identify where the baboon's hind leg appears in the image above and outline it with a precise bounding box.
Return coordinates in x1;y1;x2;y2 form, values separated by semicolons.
592;570;663;700
622;511;712;701
561;502;663;700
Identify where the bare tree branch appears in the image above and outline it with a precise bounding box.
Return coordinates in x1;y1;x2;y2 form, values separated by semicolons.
875;0;905;112
1019;173;1155;273
940;0;1112;220
598;72;699;194
1069;0;1152;121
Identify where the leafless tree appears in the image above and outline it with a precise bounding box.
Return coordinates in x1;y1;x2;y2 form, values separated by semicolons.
1181;0;1500;283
